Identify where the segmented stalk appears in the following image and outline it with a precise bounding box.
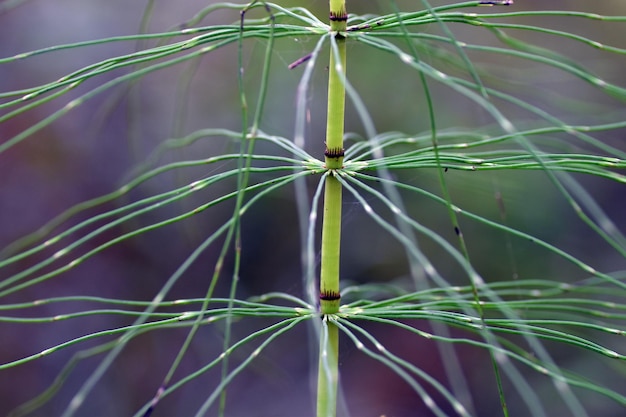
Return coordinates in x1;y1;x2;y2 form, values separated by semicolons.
316;2;347;416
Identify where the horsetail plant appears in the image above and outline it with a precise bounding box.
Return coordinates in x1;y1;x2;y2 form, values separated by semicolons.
1;1;626;416
316;1;347;414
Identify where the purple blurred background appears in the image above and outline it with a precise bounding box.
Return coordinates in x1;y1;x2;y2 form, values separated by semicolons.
1;1;625;416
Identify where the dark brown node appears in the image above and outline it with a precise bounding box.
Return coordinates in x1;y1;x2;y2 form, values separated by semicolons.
324;147;345;158
320;291;341;301
329;12;348;22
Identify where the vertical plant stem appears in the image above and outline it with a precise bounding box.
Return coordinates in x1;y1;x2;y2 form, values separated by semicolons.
324;2;347;168
320;0;347;314
319;173;342;314
316;318;340;417
317;2;347;417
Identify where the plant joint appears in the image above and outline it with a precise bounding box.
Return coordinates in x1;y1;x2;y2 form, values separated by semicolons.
324;146;345;158
324;146;345;170
329;12;348;22
329;10;347;34
320;295;341;315
320;290;341;301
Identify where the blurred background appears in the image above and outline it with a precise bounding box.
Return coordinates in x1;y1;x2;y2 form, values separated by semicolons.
1;0;625;416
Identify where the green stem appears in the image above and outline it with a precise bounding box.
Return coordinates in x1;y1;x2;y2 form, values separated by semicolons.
324;18;347;167
320;173;342;314
317;2;347;417
320;0;347;313
316;319;339;417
